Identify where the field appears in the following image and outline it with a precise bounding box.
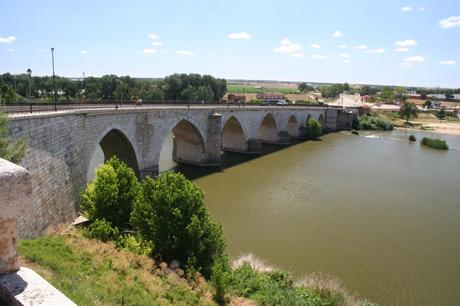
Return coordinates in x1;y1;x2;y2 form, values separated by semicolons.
227;83;300;94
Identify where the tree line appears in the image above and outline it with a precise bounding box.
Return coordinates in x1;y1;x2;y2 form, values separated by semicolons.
0;73;227;103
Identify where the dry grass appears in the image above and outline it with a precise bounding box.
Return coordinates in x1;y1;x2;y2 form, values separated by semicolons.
231;253;274;273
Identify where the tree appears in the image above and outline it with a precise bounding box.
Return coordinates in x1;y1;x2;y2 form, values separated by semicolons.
81;156;142;229
305;117;322;139
399;102;419;123
0;108;27;163
131;172;226;278
298;82;313;92
379;87;395;102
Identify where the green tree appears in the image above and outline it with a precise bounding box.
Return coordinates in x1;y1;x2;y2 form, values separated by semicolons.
298;82;313;92
131;172;226;278
399;102;419;123
379;87;395;102
305;117;322;139
0;108;27;163
81;156;141;229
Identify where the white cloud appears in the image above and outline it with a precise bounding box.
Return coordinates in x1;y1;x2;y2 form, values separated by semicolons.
163;50;168;54
354;45;368;50
418;6;427;11
228;32;251;40
290;53;304;58
338;44;347;49
439;60;456;65
395;39;417;47
343;59;351;63
309;43;320;49
370;48;385;54
142;48;158;54
80;50;88;55
274;38;302;54
8;49;13;53
0;36;16;44
36;48;44;52
394;47;409;52
401;62;415;67
404;55;426;63
148;33;160;40
312;54;328;60
339;53;350;59
439;16;460;29
176;50;195;56
401;6;412;12
332;31;342;38
152;41;164;46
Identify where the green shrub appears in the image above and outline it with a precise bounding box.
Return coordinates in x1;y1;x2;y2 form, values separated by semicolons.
83;219;119;242
354;115;393;131
408;135;416;142
421;137;449;150
0;107;27;163
118;234;154;256
130;171;226;278
229;264;333;305
211;257;231;305
305;117;322;139
81;156;142;229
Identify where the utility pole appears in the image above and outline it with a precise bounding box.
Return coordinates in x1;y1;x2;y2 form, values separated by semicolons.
51;47;57;111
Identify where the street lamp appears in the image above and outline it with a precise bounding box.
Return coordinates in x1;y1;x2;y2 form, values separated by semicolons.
51;47;57;111
27;68;32;113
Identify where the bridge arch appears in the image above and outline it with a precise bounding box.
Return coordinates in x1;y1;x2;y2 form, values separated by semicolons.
318;114;325;129
87;127;140;181
257;113;279;143
222;116;248;152
286;115;299;137
158;118;207;168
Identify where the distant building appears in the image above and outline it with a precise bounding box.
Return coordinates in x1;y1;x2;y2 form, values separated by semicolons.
227;94;246;102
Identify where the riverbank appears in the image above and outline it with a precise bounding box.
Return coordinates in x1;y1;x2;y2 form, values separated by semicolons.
18;229;374;306
372;110;460;135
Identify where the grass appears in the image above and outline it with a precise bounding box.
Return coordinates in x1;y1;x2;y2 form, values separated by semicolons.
420;137;449;150
19;230;215;306
230;254;376;306
18;232;376;306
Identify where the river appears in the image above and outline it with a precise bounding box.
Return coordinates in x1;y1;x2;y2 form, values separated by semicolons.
160;129;460;306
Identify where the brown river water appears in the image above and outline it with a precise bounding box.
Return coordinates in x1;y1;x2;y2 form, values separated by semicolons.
158;129;460;306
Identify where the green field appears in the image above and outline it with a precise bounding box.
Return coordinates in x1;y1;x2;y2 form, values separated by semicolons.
227;84;299;94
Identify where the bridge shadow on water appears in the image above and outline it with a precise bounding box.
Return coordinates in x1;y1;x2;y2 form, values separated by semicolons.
168;138;306;181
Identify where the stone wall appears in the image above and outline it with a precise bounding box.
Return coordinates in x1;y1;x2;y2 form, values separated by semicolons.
7;106;340;238
0;158;32;274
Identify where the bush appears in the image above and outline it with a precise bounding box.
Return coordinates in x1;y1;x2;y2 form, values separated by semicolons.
81;156;142;229
354;115;393;131
305;117;322;139
211;257;231;305
130;171;226;278
83;219;119;242
408;135;416;142
0;108;27;163
421;137;449;150
118;234;154;256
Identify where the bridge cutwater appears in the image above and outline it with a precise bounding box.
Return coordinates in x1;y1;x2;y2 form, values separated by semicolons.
6;105;355;238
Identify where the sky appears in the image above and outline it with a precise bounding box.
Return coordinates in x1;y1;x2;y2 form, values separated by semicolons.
1;0;459;88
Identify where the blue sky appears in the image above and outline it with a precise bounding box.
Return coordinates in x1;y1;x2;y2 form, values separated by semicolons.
1;0;459;87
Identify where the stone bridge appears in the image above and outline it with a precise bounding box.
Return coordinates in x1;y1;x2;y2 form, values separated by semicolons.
6;105;354;238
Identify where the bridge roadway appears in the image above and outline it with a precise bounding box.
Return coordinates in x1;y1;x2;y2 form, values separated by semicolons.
6;105;354;238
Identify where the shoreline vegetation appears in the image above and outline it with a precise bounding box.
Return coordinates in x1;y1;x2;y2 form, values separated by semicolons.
19;230;375;306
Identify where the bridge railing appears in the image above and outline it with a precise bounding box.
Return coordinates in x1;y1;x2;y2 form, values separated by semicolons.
1;99;343;114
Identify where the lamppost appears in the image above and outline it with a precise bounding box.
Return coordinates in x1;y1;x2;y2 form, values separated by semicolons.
27;68;32;113
51;47;57;111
